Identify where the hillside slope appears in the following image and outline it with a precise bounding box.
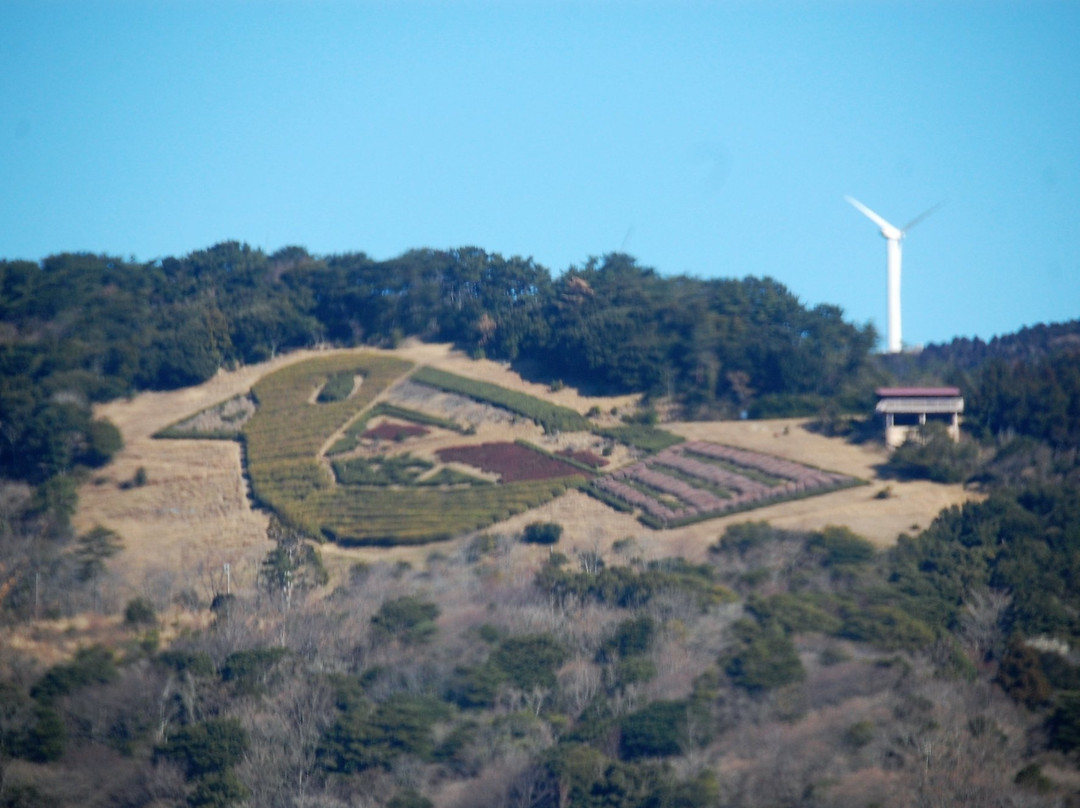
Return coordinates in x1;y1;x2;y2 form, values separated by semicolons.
73;344;976;595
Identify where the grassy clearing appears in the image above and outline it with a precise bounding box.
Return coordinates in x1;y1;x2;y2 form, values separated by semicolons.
84;347;980;591
243;356;851;545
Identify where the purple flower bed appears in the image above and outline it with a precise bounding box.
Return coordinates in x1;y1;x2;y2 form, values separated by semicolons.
593;442;853;526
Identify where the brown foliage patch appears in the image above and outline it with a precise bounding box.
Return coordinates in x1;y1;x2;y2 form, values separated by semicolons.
363;420;430;441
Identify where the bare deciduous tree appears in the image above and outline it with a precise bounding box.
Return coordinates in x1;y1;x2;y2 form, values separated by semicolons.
959;588;1011;664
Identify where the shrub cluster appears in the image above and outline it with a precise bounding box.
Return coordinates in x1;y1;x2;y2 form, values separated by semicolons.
521;521;563;545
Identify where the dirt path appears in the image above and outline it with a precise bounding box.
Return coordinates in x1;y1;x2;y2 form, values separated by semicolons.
75;345;979;596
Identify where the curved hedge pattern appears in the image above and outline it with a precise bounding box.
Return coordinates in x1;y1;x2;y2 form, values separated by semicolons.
240;353;584;544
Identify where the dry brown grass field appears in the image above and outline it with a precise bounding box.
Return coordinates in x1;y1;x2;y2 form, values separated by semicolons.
73;342;980;596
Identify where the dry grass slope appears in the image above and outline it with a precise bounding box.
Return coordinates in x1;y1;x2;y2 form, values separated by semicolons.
74;343;980;595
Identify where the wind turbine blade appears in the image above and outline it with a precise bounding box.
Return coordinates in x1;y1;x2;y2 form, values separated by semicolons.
902;201;945;233
845;196;898;233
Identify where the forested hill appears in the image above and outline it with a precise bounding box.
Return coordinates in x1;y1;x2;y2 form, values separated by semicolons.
4;239;1077;510
0;242;877;399
0;242;875;489
884;318;1080;393
918;319;1080;370
883;319;1080;450
7;243;1080;808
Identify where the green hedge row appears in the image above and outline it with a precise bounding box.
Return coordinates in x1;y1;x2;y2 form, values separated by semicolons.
412;367;591;434
597;424;683;453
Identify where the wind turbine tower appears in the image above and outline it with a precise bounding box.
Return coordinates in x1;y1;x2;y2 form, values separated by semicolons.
845;196;940;353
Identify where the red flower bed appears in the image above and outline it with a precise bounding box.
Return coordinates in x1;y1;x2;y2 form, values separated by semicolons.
557;448;610;468
363;421;430;441
437;442;590;483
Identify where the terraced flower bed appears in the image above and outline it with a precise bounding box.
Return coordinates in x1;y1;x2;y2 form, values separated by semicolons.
592;441;858;528
437;442;593;483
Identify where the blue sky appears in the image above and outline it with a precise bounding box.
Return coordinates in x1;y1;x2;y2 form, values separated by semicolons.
2;1;1078;349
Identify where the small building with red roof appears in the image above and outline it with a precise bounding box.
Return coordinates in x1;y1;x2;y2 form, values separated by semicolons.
875;387;964;449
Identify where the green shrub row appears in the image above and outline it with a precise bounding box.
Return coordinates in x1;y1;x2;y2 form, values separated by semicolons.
580;483;637;514
597;424;684;453
681;449;786;486
332;454;434;486
307;478;584;545
374;402;468;433
247;459;331;511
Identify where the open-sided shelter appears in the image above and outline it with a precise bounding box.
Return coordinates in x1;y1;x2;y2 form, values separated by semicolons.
875;387;964;449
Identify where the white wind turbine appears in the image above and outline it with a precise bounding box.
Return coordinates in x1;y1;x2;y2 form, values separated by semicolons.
845;195;941;353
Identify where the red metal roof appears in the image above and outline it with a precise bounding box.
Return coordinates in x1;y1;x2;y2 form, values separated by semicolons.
876;387;961;398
